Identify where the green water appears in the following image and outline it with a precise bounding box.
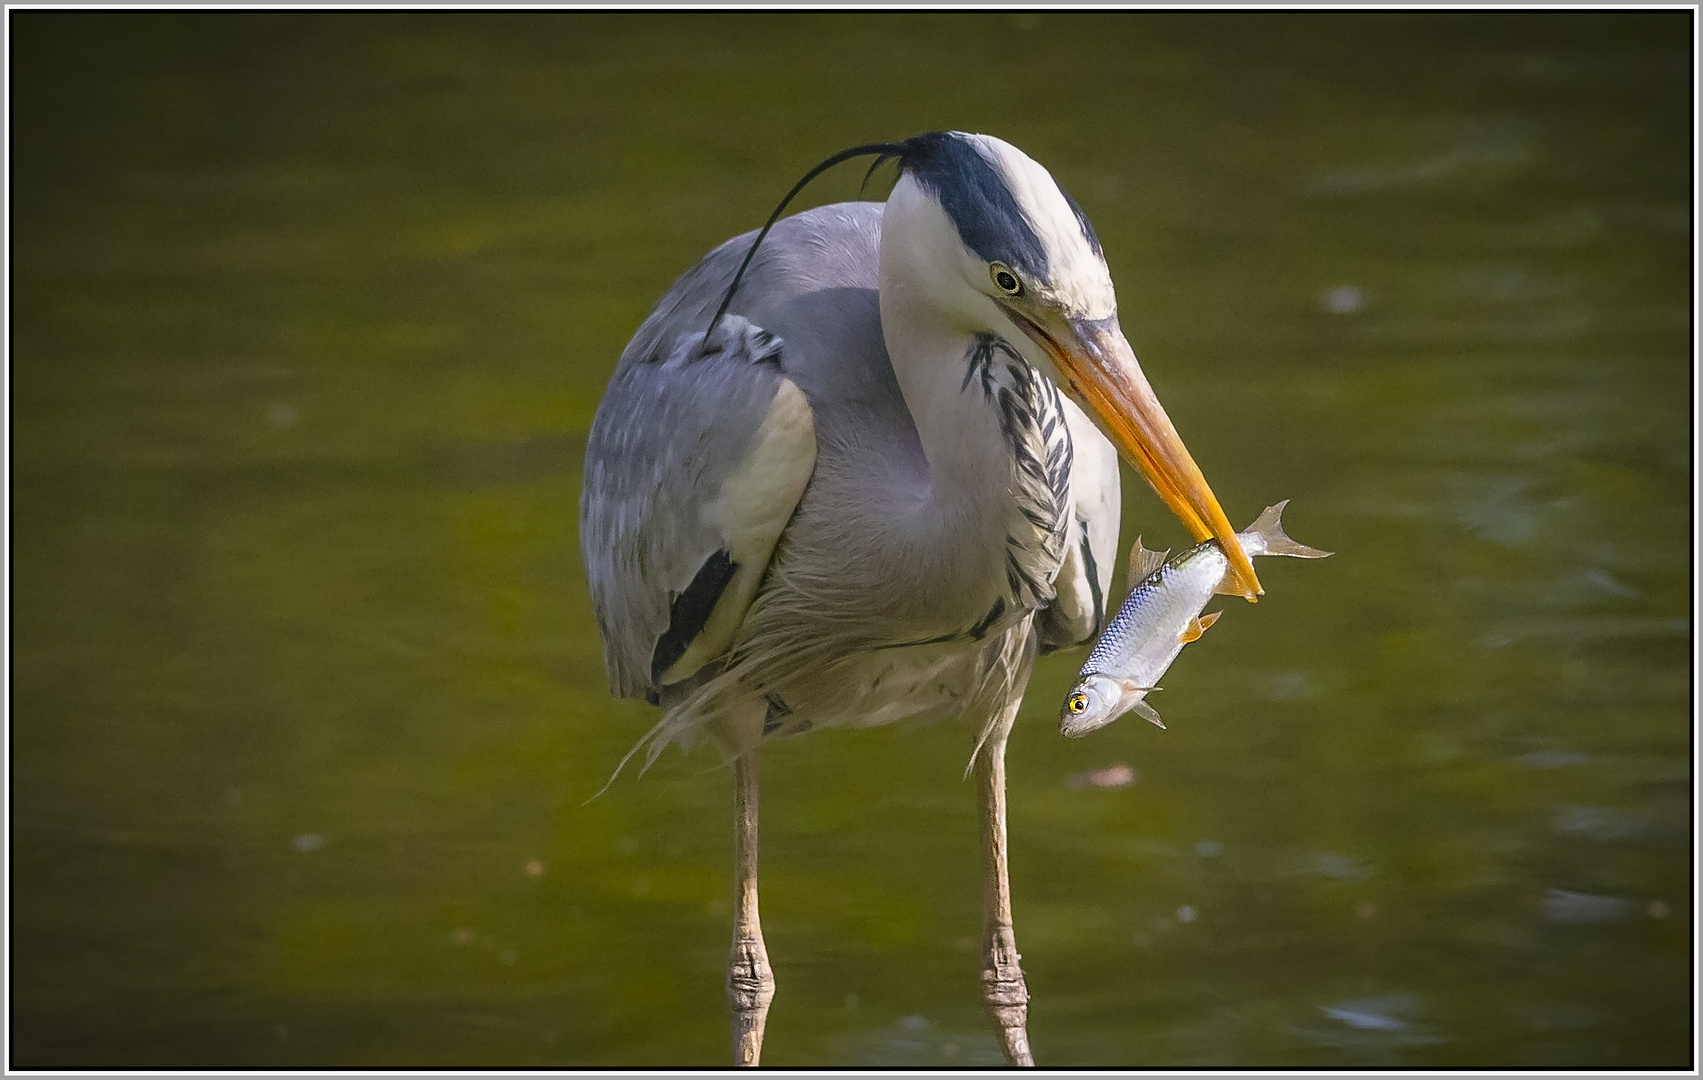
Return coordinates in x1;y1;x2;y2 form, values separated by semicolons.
9;12;1692;1067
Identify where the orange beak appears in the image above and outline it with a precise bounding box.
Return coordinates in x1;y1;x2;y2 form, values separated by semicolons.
1004;308;1262;600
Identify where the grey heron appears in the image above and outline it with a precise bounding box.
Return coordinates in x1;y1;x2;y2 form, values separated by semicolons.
581;131;1261;1067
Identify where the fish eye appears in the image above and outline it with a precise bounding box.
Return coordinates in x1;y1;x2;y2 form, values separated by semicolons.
990;263;1023;296
1068;693;1088;714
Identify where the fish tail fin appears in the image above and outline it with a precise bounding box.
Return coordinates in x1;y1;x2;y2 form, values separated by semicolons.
1246;500;1332;559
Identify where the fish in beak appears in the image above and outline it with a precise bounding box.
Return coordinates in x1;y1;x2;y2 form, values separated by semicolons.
1001;307;1262;600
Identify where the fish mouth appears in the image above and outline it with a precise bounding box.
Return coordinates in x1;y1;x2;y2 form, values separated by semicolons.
1000;305;1261;600
1058;715;1103;739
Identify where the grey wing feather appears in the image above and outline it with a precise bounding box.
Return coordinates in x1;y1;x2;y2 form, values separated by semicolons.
584;204;898;702
581;285;816;699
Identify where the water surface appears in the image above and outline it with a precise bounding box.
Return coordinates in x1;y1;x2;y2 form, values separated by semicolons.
9;11;1693;1067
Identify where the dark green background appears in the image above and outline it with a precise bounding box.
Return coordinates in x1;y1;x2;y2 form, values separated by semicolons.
9;11;1693;1067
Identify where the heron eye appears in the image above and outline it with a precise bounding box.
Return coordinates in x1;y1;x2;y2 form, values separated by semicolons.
991;264;1023;296
1068;693;1088;714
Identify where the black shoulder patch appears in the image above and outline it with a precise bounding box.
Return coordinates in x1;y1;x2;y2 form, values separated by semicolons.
968;596;1007;640
650;549;739;684
761;692;791;735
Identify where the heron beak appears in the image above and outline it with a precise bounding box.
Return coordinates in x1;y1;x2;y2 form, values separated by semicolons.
1003;307;1262;600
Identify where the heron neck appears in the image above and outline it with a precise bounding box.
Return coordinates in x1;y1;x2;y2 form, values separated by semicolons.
875;177;1016;518
869;176;1070;617
878;283;1022;536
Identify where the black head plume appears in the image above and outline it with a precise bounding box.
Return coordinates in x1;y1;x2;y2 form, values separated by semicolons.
705;140;908;342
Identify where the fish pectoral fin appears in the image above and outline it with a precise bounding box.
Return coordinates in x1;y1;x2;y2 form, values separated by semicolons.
1131;698;1166;730
1178;610;1221;644
1114;680;1166;729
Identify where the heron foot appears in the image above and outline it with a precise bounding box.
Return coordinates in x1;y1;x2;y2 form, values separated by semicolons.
980;923;1033;1066
728;931;775;1066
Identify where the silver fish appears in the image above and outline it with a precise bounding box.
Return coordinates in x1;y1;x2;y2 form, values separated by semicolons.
1059;501;1330;738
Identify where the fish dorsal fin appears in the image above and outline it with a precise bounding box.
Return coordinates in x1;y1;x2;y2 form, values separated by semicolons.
1126;537;1171;590
1178;610;1222;644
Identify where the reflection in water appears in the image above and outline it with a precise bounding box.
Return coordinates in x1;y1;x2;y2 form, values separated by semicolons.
1322;996;1418;1032
1308;995;1451;1051
1541;889;1636;925
1319;285;1365;315
1303;119;1535;197
1296;852;1374;883
827;1013;1005;1067
1550;805;1651;843
1516;749;1593;769
9;10;1691;1069
1067;762;1139;789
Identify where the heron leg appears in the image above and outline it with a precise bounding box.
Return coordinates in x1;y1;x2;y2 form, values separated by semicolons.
728;750;775;1066
974;702;1034;1066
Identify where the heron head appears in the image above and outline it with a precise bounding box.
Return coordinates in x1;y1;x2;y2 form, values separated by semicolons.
884;131;1261;599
